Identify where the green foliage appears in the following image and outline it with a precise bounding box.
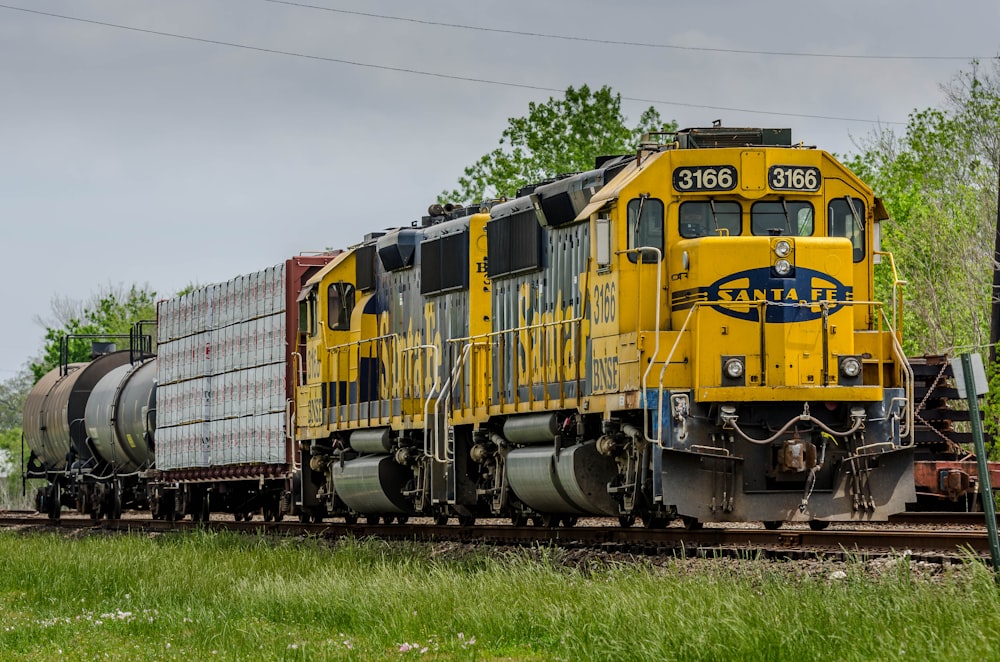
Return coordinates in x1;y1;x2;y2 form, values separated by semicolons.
0;427;21;475
29;284;158;383
847;60;1000;357
0;370;31;430
441;85;675;203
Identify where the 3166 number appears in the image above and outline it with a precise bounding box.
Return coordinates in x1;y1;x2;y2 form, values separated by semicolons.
673;166;737;192
768;165;821;191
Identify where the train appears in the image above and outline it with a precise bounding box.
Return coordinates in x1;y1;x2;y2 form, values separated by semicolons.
24;125;923;529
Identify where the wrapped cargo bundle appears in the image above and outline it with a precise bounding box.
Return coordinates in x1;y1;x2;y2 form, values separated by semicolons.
156;264;288;471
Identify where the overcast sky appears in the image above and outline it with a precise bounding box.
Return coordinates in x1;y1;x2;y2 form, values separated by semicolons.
2;0;998;376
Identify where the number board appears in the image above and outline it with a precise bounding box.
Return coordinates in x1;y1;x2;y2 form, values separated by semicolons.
768;165;821;192
672;165;737;192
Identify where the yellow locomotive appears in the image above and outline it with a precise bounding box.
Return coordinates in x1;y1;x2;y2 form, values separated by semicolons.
294;126;914;528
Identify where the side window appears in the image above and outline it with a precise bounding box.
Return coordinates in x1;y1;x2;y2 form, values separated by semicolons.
679;201;742;237
298;295;317;337
327;282;355;331
751;201;814;236
828;197;866;262
627;196;664;263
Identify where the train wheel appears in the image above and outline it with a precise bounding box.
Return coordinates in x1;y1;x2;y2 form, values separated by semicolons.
561;517;579;528
111;491;123;520
344;514;357;525
365;515;380;525
618;514;636;528
642;514;667;529
434;511;449;525
311;513;324;523
538;515;559;528
47;486;61;521
762;521;783;530
511;515;528;527
680;516;703;530
234;512;244;522
396;516;410;525
808;520;830;531
457;515;476;527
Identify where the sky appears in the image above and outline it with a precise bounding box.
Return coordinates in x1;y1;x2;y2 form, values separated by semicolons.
1;0;999;377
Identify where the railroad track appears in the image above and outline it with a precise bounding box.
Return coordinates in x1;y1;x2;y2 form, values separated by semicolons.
1;510;994;564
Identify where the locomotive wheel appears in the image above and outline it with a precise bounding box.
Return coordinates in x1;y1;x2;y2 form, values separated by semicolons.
809;520;830;531
641;514;668;529
511;514;528;527
343;514;358;525
618;514;636;528
310;513;324;523
762;520;783;530
680;516;703;530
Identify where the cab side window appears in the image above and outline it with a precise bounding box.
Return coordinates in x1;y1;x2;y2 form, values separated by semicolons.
327;282;355;330
627;196;664;263
298;292;317;337
828;197;866;262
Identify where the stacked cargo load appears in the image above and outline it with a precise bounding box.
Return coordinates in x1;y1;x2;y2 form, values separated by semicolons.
155;255;336;476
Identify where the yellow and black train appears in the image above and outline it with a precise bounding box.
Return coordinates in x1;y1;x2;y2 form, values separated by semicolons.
293;125;915;529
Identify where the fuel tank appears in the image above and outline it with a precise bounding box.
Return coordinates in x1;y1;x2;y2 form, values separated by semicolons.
505;441;619;516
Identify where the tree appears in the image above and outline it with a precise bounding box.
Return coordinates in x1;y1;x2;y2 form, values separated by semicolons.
847;60;1000;356
0;370;32;430
29;283;158;382
848;60;1000;447
441;84;675;204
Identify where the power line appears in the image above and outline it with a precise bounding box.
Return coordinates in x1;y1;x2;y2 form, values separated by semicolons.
0;3;903;125
262;0;991;62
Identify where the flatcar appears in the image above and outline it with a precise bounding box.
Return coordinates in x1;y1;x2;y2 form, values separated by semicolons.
21;125;920;529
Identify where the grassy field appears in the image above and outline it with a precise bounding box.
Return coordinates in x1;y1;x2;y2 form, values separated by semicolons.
0;529;998;661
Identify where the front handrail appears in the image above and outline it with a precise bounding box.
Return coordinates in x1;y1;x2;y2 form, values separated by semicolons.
875;250;906;338
643;297;906;448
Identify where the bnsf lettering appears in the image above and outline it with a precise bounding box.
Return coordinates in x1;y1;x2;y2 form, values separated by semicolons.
591;356;619;392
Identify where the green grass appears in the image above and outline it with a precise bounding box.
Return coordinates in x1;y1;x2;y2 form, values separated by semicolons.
0;530;998;661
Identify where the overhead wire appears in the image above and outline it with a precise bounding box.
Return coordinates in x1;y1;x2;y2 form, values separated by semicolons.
0;3;913;124
261;0;993;62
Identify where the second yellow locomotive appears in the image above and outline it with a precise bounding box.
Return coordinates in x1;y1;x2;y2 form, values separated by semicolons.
294;125;915;528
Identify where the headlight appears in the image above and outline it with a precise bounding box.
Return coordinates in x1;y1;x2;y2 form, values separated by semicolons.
774;258;792;276
840;357;862;378
724;357;745;379
774;240;791;258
